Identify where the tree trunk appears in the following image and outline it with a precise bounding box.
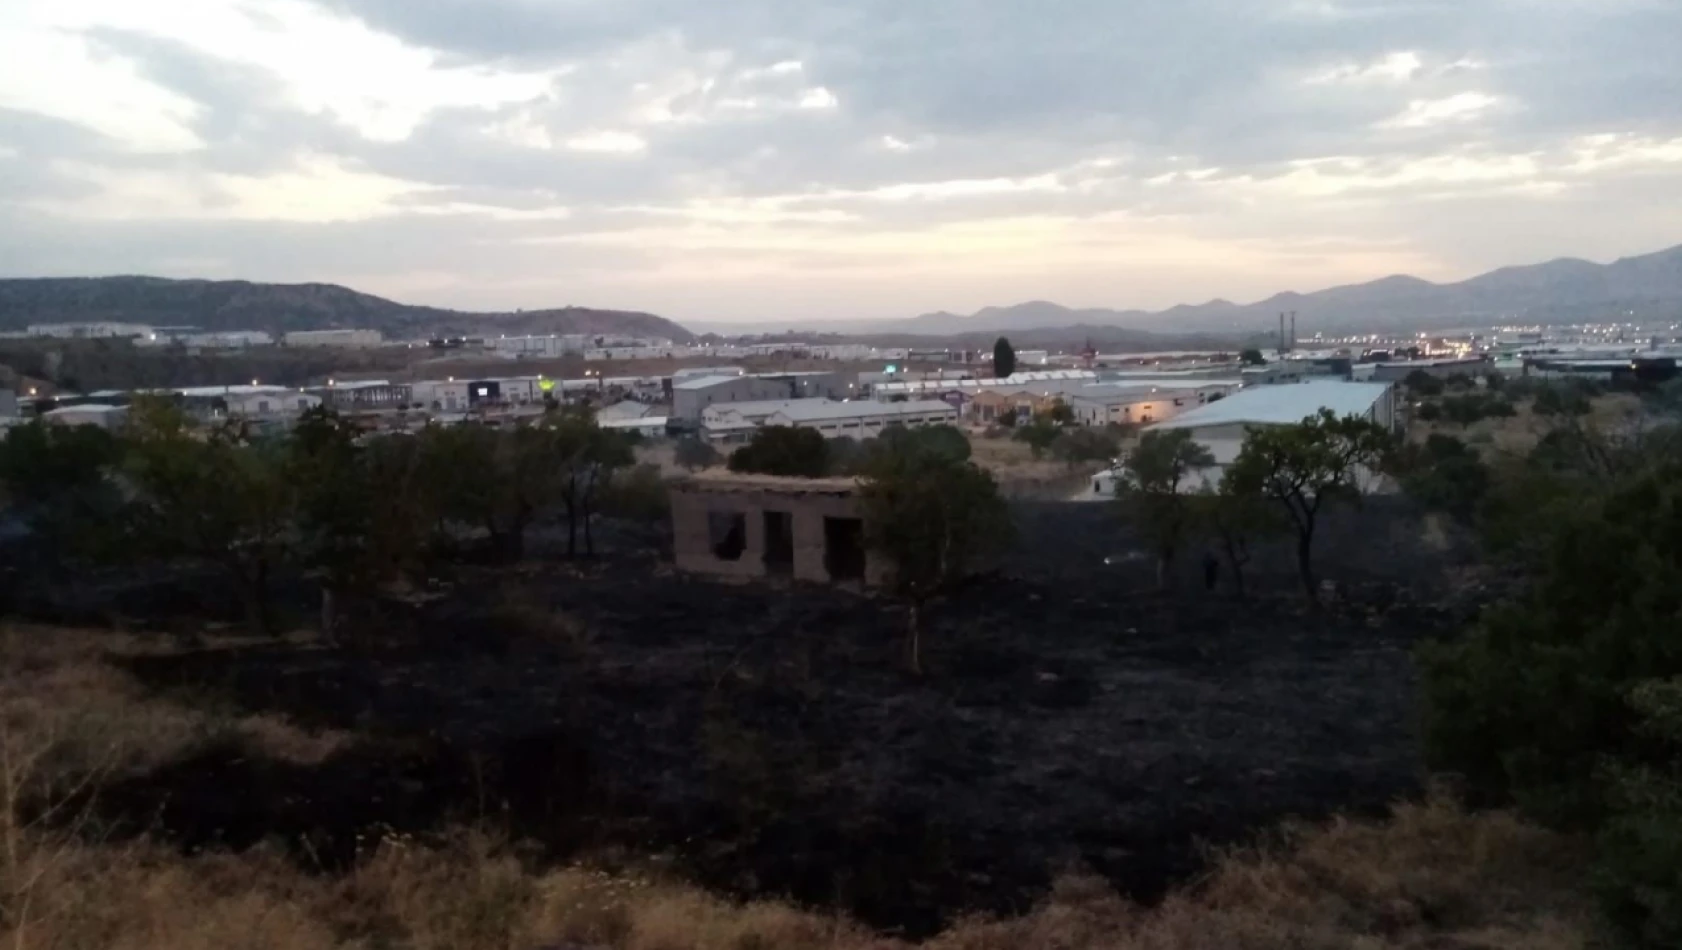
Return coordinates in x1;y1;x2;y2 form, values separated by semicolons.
906;601;923;675
320;586;337;644
583;504;595;557
1223;538;1248;601
1296;525;1318;606
240;563;272;637
1156;550;1174;591
565;500;578;559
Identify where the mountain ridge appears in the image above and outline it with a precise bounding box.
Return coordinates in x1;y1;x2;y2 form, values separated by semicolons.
881;242;1682;335
0;276;696;342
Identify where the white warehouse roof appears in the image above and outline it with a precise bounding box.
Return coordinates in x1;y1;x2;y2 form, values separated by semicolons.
674;374;745;391
1151;381;1392;431
772;399;956;423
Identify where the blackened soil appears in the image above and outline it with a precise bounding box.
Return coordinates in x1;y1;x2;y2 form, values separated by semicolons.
109;563;1436;937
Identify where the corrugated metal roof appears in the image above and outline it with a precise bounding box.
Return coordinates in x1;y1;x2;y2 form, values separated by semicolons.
771;399;956;422
1151;381;1391;430
674;375;746;391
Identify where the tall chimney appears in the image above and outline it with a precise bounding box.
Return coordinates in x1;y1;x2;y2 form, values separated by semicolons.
1279;312;1285;354
1290;312;1297;352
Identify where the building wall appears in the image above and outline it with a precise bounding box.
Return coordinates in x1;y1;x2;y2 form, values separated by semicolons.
282;329;383;348
1369;359;1491;382
766;405;960;438
674;377;798;421
670;486;887;585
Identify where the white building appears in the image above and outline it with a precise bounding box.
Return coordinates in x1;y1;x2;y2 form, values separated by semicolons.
28;322;151;339
870;370;1097;402
1149;380;1397;489
42;404;128;428
765;399;959;439
673;372;853;422
283;329;383;348
492;335;573;359
702;398;836;440
600;415;670;439
138;330;274;349
410;379;473;411
224;389;322;419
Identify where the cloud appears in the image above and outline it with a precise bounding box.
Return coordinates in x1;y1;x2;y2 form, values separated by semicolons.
1;0;1681;321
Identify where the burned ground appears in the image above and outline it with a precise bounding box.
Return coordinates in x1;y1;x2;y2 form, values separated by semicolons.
96;529;1449;939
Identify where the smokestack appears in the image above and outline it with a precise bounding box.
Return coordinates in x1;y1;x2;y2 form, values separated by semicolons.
1290;312;1297;352
1279;312;1285;354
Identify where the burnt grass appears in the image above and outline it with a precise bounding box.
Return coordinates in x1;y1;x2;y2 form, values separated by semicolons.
95;502;1459;938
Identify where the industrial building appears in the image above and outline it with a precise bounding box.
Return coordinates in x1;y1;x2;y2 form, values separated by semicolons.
282;329;383;348
1149;380;1397;488
1367;356;1492;382
1068;386;1196;427
673;372;852;422
701;398;958;442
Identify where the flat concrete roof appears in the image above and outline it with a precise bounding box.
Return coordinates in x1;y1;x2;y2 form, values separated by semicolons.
675;470;861;496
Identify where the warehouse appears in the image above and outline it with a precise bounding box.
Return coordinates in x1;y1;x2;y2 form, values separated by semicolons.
1148;381;1396;488
765;399;958;438
673;372;853;422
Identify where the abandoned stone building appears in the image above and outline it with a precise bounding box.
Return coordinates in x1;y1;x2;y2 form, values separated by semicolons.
670;473;887;585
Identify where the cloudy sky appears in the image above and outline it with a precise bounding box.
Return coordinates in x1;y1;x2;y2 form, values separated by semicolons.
1;0;1679;324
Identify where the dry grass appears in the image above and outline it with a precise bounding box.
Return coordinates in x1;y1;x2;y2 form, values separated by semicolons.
1413;392;1645;456
0;625;1601;950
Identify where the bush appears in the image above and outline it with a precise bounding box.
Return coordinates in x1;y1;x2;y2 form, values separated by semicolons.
674;438;722;471
727;427;829;478
1404;370;1445;397
1051;427;1121;465
1419;436;1682;943
596;464;669;523
1396;433;1491;525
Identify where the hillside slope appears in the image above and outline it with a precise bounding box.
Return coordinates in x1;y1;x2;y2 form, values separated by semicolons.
0;276;695;342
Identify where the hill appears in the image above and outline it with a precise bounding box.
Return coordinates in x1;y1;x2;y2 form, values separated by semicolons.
878;242;1682;335
0;276;695;342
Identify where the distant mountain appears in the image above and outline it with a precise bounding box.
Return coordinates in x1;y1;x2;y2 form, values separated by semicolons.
0;277;695;342
874;243;1682;336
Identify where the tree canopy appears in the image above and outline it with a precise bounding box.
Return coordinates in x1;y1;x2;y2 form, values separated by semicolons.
992;337;1016;379
1115;429;1216;588
1225;410;1394;603
858;434;1012;673
727;426;830;478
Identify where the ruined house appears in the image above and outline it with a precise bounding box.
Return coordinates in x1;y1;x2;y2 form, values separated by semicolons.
670;473;887;586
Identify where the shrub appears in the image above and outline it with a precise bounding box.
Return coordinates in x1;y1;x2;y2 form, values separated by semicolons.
727;427;829;478
674;438;723;471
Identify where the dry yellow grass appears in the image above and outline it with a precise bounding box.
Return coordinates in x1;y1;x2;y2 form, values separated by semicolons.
0;626;1601;950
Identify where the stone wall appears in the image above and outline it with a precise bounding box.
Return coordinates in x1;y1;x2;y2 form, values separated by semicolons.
671;483;886;585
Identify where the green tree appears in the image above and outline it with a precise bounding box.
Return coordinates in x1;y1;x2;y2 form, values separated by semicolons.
0;421;126;557
874;424;972;463
1051;427;1121;466
552;407;636;557
993;337;1017;379
1239;348;1266;366
1404;369;1445;397
1115;430;1216;589
1597;678;1682;947
674;437;722;471
1012;418;1060;459
1041;399;1075;426
1396;433;1492;526
858;440;1012;674
1193;475;1282;600
1533;381;1593;417
728;426;829;478
1419;454;1682;829
1225;410;1394;604
122;397;296;635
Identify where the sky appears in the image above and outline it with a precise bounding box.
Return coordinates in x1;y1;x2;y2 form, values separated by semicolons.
1;0;1680;325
